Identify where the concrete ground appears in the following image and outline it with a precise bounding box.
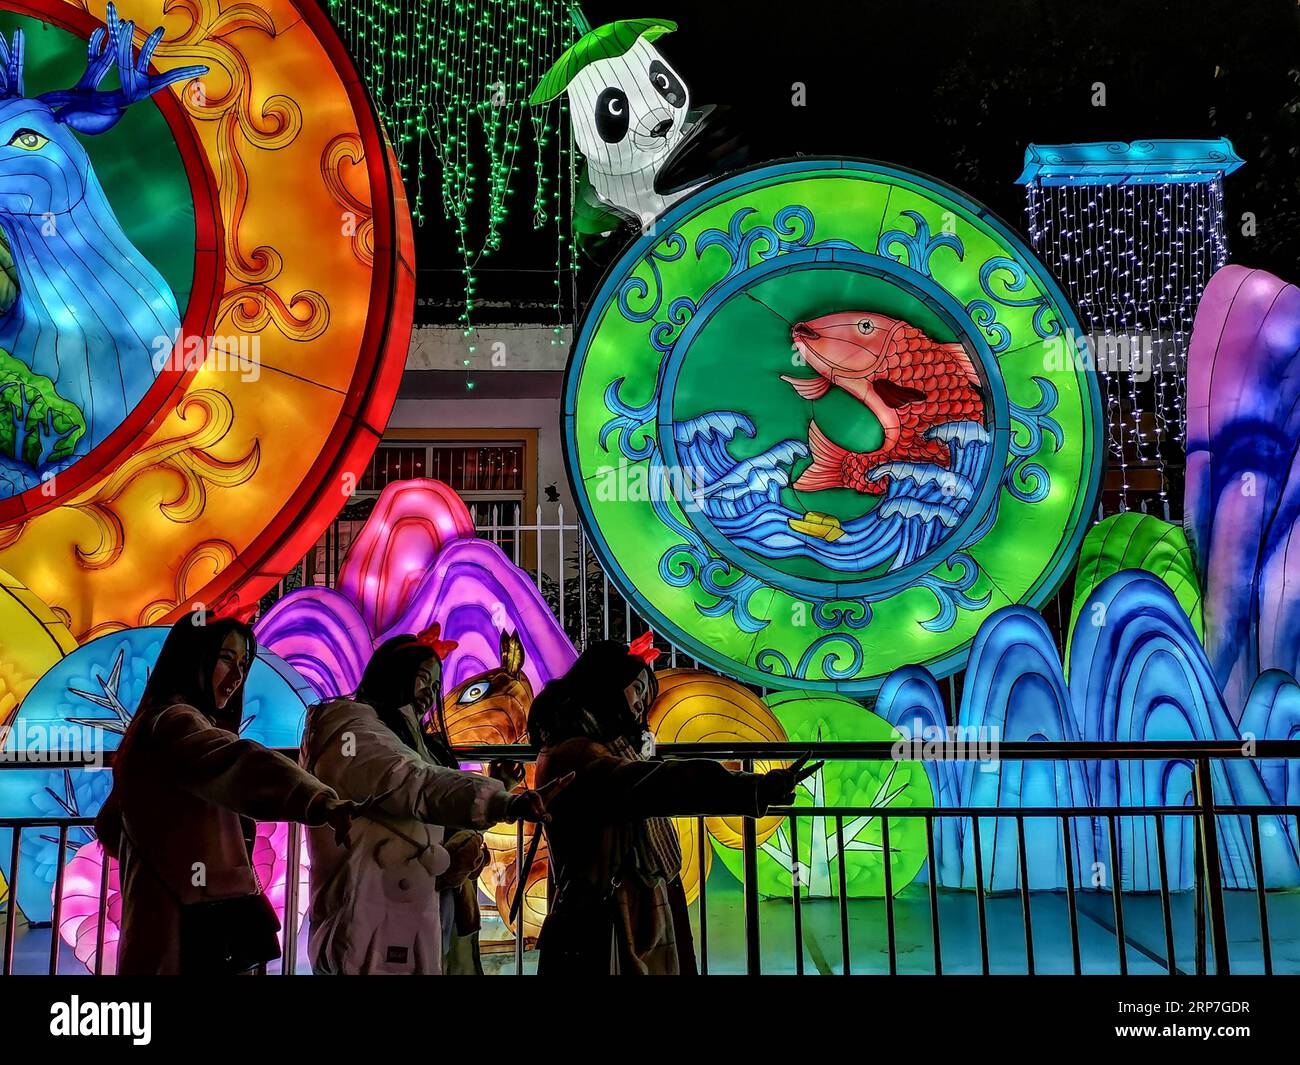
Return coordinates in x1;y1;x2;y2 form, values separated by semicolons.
7;880;1296;976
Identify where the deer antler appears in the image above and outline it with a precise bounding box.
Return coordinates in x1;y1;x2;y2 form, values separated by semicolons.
0;31;23;101
37;2;208;136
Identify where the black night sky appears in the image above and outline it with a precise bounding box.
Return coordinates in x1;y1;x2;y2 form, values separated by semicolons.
409;0;1300;320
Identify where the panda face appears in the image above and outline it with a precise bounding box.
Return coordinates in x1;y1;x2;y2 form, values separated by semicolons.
568;37;690;179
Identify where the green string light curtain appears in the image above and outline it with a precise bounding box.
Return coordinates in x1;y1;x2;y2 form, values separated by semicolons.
326;1;581;327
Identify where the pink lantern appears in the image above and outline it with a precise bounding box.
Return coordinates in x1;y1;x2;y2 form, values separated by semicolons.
56;822;308;974
251;821;311;954
257;478;578;697
57;840;121;974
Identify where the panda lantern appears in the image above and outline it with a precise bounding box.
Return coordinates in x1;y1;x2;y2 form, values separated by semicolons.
530;17;744;237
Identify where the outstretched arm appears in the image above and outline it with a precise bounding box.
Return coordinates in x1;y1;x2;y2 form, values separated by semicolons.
151;703;333;826
542;741;768;822
306;702;512;830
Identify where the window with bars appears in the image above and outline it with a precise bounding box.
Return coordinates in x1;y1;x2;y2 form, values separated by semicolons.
345;441;528;575
358;442;526;497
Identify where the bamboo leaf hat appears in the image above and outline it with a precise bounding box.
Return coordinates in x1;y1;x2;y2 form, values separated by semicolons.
528;17;678;105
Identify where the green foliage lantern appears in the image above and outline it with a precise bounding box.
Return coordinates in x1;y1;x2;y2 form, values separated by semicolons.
0;352;85;466
710;691;933;898
1066;512;1204;671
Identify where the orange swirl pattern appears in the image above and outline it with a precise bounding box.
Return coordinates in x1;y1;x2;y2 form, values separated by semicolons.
323;133;376;269
65;390;258;572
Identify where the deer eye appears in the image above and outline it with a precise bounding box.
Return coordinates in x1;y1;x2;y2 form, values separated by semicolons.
857;319;875;334
8;129;48;151
457;681;491;704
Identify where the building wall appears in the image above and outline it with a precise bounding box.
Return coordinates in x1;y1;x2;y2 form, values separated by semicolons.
407;323;573;374
392;324;574;578
386;395;567;510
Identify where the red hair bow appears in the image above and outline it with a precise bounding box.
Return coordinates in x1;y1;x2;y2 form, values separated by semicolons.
413;622;459;661
629;631;661;666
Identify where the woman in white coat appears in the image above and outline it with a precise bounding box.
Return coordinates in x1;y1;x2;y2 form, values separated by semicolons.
300;630;561;975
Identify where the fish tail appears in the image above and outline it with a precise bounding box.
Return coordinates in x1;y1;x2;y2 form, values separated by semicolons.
793;420;849;491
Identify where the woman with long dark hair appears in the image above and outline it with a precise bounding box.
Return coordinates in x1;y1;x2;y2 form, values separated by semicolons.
414;639;520;976
96;615;356;975
299;627;564;975
529;639;806;975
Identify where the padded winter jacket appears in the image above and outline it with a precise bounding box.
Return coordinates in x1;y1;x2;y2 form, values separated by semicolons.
299;698;510;974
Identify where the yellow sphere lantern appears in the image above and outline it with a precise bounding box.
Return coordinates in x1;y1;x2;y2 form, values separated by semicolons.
648;669;789;901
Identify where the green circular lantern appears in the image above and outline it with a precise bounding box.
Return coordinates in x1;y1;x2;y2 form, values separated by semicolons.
711;692;934;899
564;159;1104;692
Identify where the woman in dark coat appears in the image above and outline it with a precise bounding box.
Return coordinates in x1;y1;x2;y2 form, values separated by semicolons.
529;640;798;975
96;616;356;975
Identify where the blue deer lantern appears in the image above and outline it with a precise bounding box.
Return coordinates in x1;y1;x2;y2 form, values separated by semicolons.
0;4;206;498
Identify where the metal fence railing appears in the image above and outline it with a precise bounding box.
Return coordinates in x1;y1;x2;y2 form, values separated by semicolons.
3;740;1298;976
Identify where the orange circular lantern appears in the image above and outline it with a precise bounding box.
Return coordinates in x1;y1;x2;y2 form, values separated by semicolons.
0;0;412;639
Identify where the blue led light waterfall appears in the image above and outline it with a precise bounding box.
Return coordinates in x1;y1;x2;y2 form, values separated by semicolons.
1017;139;1241;513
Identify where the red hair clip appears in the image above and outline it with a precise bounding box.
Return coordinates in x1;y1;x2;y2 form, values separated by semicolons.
629;631;661;666
413;622;459;661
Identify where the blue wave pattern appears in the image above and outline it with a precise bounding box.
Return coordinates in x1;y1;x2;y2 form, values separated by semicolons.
876;213;1062;355
875;571;1300;891
878;210;964;278
757;634;865;681
680;412;990;578
966;256;1064;355
1004;377;1063;503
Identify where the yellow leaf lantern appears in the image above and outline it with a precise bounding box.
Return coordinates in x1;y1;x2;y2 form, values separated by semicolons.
0;567;77;728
